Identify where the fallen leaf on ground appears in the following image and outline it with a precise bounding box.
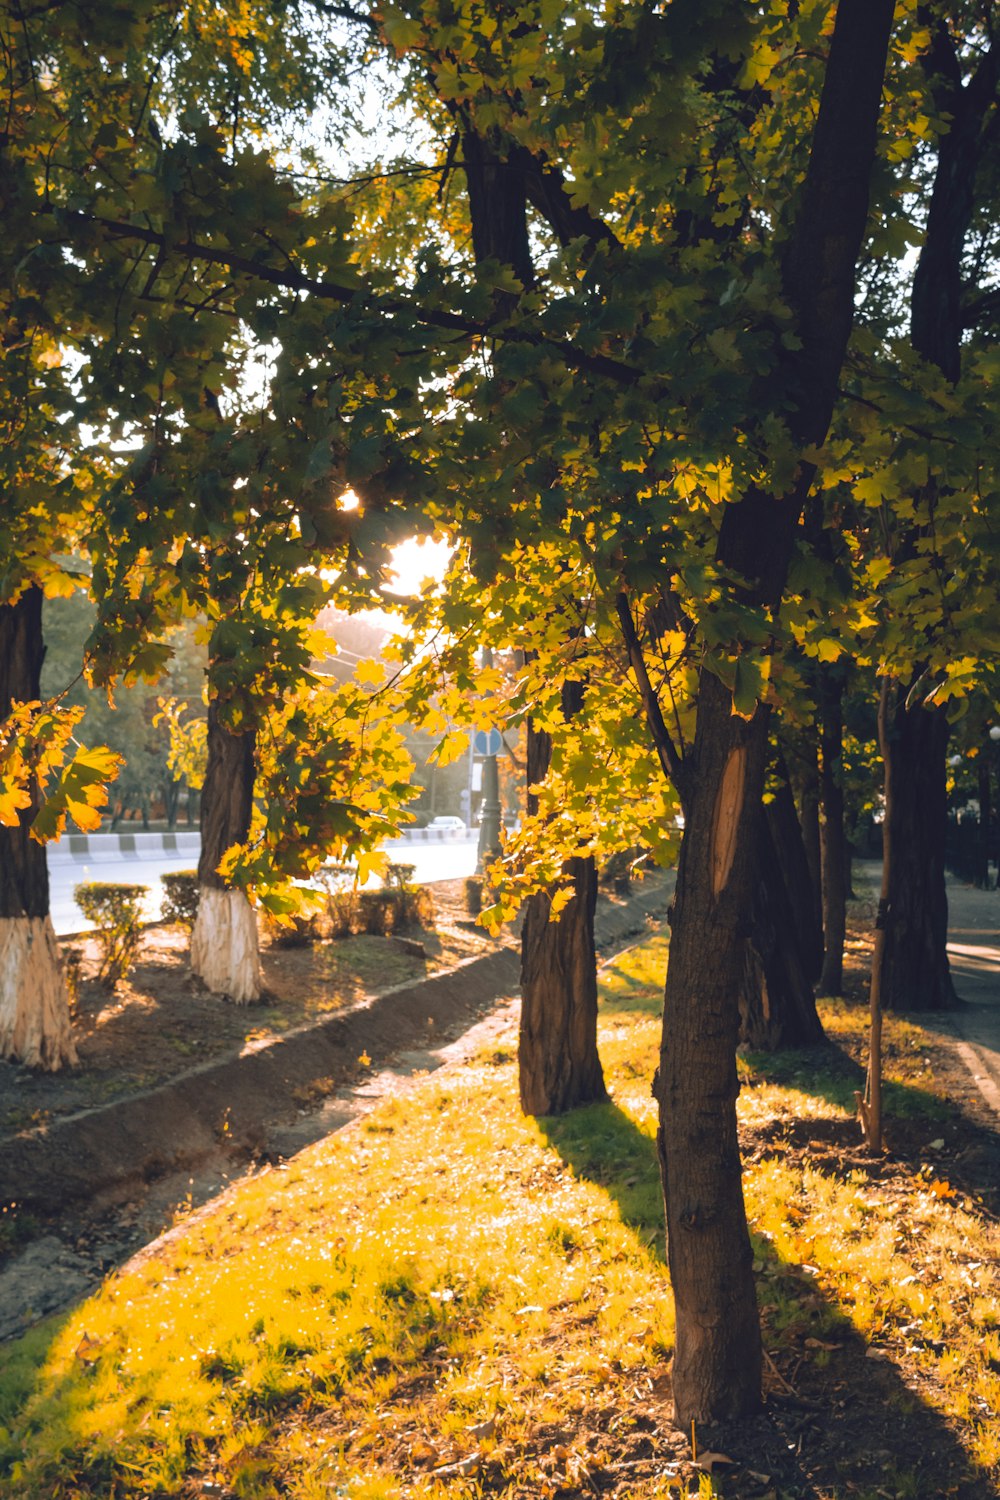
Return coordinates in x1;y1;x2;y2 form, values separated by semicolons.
696;1451;736;1472
431;1452;480;1477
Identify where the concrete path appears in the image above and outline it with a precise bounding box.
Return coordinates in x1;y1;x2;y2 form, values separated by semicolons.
853;862;1000;1118
936;873;1000;1118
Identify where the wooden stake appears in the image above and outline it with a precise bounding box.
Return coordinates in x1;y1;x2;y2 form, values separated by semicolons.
862;676;892;1155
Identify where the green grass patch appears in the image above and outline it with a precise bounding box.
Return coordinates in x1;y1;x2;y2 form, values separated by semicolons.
2;936;998;1497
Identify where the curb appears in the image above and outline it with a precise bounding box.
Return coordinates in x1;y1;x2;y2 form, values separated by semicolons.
2;884;667;1214
48;831;203;866
46;829;478;865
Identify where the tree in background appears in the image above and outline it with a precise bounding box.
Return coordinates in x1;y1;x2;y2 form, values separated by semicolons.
872;12;999;1017
42;594;206;828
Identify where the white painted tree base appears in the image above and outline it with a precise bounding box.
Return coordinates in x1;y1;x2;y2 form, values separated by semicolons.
0;916;77;1071
190;887;261;1004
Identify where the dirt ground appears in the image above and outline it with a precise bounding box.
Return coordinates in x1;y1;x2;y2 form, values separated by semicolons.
0;878;665;1341
0;880;492;1138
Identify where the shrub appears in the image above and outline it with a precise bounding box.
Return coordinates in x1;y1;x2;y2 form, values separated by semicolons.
262;909;323;947
600;849;637;893
74;882;148;985
315;865;360;938
385;864;433;927
311;865;433;938
358;890;397;935
160;870;200;929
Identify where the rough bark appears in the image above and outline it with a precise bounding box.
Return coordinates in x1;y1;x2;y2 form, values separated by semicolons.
652;0;894;1424
881;692;958;1012
519;681;607;1115
769;769;824;987
0;587;50;921
656;673;768;1421
190;700;260;1003
462;129;534;291
190;887;261;1005
794;737;824;955
738;781;825;1051
0;917;77;1070
0;586;75;1070
818;672;848;996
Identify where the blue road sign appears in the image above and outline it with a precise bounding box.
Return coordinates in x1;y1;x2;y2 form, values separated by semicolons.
473;728;503;756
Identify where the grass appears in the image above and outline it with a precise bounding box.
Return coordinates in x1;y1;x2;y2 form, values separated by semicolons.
1;932;998;1497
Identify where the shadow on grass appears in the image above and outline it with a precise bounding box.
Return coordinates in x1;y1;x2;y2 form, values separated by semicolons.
539;1096;996;1499
741;1036;951;1120
599;971;665;1018
539;1099;664;1257
742;1040;1000;1218
598;941;669;1020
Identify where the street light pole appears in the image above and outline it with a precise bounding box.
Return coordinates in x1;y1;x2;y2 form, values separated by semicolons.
475;646;503;874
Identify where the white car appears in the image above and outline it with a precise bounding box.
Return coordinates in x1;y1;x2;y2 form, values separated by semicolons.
426;815;467;831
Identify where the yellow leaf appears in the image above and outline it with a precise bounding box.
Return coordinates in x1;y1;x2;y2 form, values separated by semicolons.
355;659;386;688
356;848;389;886
0;783;32;827
549;886;575;920
430;730;470;769
64;798;104;833
42;570;81;600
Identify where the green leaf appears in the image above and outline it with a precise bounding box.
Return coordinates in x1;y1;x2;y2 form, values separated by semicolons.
732;655;763;720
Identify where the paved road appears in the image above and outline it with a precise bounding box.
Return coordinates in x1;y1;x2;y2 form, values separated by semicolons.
50;834;480;936
853;861;1000;1119
936;872;1000;1117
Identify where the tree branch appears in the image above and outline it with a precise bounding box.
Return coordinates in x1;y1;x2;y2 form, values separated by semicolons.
615;591;688;800
962;284;1000;327
60;208;653;389
310;2;379;37
516;148;620;251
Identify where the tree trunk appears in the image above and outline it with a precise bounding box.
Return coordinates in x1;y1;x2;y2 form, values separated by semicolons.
795;737;824;956
739;788;825;1050
0;586;76;1070
819;672;848;995
879;12;1000;1005
881;692;958;1012
652;0;894;1422
190;700;260;1004
860;677;893;1152
655;673;767;1422
164;778;179;830
770;768;824;986
519;681;607;1115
